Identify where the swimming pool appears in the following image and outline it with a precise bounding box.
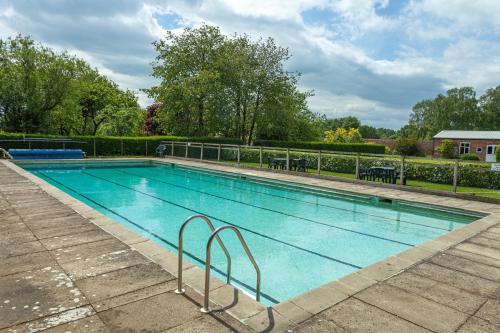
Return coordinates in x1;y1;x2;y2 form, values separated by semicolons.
21;160;482;305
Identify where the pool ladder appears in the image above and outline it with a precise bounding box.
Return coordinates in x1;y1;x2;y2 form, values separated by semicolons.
175;214;261;313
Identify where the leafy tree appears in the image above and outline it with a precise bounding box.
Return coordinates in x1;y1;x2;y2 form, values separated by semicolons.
322;116;360;132
144;103;162;135
359;125;379;139
478;86;500;130
98;107;144;136
436;139;455;159
0;35;83;133
146;24;319;143
407;87;480;139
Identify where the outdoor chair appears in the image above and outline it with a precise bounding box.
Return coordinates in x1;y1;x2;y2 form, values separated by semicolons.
268;157;278;169
296;158;307;172
156;144;167;157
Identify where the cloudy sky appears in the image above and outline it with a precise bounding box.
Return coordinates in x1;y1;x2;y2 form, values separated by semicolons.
1;0;499;128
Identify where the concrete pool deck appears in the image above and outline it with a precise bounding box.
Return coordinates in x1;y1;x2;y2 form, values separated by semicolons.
1;158;500;332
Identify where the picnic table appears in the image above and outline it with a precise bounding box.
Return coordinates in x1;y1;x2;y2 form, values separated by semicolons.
268;157;307;172
359;166;404;184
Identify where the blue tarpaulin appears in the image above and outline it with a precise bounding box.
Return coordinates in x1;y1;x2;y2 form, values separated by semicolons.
9;149;84;160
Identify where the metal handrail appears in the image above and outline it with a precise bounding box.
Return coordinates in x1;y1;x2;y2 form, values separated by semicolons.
201;225;261;313
0;148;12;159
175;215;231;294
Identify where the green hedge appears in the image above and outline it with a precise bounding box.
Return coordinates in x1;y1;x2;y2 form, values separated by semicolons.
0;132;243;156
497;144;500;162
234;148;500;189
253;140;385;154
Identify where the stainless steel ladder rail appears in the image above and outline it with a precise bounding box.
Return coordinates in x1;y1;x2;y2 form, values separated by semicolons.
0;148;12;159
175;215;231;294
201;225;261;313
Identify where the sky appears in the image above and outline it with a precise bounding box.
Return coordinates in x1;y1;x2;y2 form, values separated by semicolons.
1;0;499;129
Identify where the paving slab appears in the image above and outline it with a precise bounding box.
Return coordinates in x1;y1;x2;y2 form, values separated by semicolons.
410;262;500;299
98;292;202;332
75;262;174;303
24;215;90;231
430;252;500;283
474;299;500;326
0;240;46;258
386;272;485;315
32;223;99;240
39;229;113;250
59;248;149;280
32;314;108;333
51;238;129;264
162;314;248;333
454;242;500;261
244;308;295;333
92;280;177;312
446;248;500;268
0;266;87;329
0;251;55;277
293;316;348;333
319;297;431;333
0;306;95;333
467;235;500;250
355;283;468;332
456;316;500;333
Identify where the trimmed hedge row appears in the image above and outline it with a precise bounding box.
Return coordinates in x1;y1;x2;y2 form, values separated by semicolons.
0;132;243;156
253;139;385;154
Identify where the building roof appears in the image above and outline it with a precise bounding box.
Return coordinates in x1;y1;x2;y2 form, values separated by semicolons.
433;130;500;140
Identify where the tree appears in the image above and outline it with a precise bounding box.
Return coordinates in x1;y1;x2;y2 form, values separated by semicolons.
436;139;455;159
478;86;500;130
146;24;319;143
99;107;145;136
407;87;480;139
322;116;360;132
359;125;379;139
144;103;162;135
0;35;82;133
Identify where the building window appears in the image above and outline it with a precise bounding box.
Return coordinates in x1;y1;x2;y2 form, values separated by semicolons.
476;147;482;153
459;142;470;154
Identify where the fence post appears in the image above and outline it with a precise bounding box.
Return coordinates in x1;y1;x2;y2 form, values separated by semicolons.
63;142;66;149
286;148;290;171
29;141;31;149
237;145;241;166
171;142;174;156
259;146;263;168
120;139;124;156
217;144;221;161
93;139;96;157
200;143;204;160
452;160;459;193
355;153;360;179
145;141;148;156
399;155;405;185
185;142;188;158
317;150;321;174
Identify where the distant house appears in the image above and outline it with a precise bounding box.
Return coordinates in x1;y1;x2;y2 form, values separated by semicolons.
433;130;500;162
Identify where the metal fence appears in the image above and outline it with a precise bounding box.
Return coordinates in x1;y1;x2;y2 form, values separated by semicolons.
161;141;498;194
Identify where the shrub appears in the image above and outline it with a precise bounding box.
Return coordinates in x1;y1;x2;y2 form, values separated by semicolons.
497;144;500;162
459;153;480;161
253;140;385;154
437;139;455;159
394;138;418;156
324;128;362;143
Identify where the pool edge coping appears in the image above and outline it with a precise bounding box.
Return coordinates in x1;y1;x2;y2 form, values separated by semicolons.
3;158;499;330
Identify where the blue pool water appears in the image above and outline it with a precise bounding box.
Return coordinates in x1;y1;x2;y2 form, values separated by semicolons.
22;160;481;305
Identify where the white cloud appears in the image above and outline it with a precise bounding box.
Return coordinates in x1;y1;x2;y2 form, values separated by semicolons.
0;0;499;129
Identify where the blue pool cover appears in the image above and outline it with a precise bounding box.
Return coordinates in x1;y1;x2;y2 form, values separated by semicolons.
9;149;84;160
